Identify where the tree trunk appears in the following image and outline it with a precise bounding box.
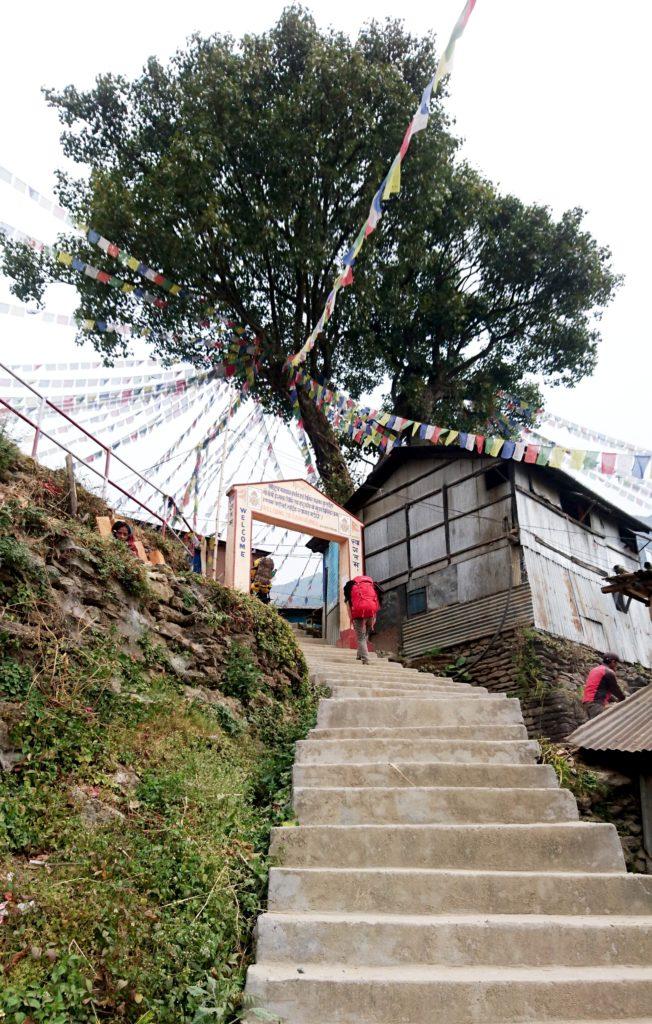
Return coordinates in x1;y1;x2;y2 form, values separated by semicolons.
262;356;355;503
297;388;354;504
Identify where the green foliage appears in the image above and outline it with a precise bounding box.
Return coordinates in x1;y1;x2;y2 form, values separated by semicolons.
0;427;20;480
62;522;152;601
222;642;262;705
420;645;442;659
0;498;49;539
444;654;471;683
341;166;619;430
0;536;49;607
538;739;604;798
0;658;32;699
96;538;151;600
2;954;90;1024
138;631;172;670
513;629;552;700
0;12;620;494
0;556;315;1022
180;585;199;609
208;702;244;737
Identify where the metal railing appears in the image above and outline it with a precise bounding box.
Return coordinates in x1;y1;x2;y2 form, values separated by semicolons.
0;360;196;543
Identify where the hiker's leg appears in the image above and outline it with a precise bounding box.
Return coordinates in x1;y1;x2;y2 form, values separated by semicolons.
353;617;369;663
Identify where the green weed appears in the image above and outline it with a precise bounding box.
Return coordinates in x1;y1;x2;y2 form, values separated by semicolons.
0;605;315;1023
222;642;262;705
0;427;20;480
538;738;604;798
0;658;33;699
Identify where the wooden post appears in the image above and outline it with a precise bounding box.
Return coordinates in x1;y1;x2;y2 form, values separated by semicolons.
31;397;47;459
640;773;652;859
65;454;78;517
102;449;111;502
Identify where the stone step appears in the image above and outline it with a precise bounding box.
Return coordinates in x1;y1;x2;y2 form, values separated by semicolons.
270;822;625;871
255;911;652;967
316;696;523;729
292;786;578;826
293;761;556;789
307;664;458;680
306;655;430;664
307;724;529;741
313;675;482;692
267;867;652;916
295;737;540;765
245;963;652;1024
328;686;499;700
309;667;456;684
312;676;469;691
302;648;380;657
311;670;470;687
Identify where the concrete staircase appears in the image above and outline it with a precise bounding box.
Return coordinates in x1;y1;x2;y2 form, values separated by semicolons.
245;636;652;1023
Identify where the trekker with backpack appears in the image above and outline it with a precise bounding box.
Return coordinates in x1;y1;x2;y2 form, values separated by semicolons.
343;575;383;665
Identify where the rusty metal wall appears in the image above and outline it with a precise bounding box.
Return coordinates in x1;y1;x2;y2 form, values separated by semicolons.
401;583;534;659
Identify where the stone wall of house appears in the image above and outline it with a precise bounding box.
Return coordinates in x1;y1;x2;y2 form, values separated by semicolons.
408;627;651;742
575;763;650;875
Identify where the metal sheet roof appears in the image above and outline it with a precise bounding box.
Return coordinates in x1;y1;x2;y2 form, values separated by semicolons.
566;685;652;753
345;445;651;533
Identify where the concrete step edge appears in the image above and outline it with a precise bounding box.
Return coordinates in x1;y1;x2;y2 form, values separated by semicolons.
292;785;572;797
257;910;652;927
268;866;633;879
247;962;652;980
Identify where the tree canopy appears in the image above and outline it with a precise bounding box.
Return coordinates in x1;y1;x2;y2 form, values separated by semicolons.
335;161;619;432
1;7;619;501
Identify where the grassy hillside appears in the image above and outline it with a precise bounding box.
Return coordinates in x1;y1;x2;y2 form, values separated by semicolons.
0;432;317;1023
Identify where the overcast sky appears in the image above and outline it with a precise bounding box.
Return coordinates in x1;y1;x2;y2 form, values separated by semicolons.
1;0;650;556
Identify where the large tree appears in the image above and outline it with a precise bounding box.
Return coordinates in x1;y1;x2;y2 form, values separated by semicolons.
334;161;620;432
1;7;618;500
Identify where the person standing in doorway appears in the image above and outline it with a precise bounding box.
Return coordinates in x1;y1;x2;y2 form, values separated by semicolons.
581;653;626;719
344;575;382;665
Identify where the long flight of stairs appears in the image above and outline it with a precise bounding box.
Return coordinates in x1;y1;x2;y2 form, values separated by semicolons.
245;636;652;1023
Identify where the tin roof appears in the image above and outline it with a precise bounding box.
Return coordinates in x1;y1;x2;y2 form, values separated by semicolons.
566;685;652;753
345;445;651;533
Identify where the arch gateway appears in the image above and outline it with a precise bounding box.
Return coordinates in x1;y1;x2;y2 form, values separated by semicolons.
224;478;364;646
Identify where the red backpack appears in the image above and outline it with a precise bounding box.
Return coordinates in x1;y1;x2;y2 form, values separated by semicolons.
350;576;380;619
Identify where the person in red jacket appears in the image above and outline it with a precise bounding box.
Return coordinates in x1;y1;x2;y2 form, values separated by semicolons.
582;653;626;719
344;575;382;665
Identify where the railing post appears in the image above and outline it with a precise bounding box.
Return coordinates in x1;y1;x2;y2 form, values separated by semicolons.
212;387;235;580
102;449;111;501
30;397;47;460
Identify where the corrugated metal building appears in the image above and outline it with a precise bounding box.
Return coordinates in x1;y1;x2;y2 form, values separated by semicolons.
345;446;651;666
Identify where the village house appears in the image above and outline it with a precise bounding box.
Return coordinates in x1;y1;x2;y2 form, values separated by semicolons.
341;445;651;670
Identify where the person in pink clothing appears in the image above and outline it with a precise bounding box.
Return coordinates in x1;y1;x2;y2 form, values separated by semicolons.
344;575;383;664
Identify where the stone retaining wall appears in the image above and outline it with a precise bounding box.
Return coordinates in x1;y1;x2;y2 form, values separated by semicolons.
408;627;651;742
405;627;652;874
